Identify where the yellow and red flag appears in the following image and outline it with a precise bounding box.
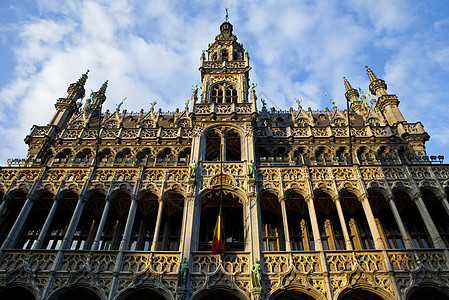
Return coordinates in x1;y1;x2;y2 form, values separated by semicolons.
211;206;222;254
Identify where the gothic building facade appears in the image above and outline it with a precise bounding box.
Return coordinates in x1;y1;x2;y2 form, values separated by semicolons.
0;21;449;300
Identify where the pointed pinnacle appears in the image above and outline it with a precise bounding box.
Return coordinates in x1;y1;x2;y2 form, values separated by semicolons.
76;69;89;86
365;65;378;82
99;80;108;94
343;77;353;91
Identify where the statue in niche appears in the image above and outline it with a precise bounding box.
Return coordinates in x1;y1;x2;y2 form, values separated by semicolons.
248;160;255;179
177;258;189;290
189;160;198;179
251;258;262;291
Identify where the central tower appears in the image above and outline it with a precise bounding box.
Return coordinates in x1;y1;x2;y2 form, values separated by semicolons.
199;21;251;104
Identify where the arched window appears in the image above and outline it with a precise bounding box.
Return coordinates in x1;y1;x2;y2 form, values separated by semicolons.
206;130;221;161
71;192;105;250
260;191;285;251
422;189;449;247
199;192;244;251
285;191;314;251
226;130;241;161
225;85;237;103
205;129;242;162
394;190;432;248
340;191;374;250
16;191;54;249
222;49;229;61
211;84;224;103
43;191;79;250
129;191;158;251
314;191;347;250
0;191;27;246
369;190;405;249
210;83;238;103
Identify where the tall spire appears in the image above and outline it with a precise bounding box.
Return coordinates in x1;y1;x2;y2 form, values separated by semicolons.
99;80;108;94
365;65;378;82
67;70;89;100
343;77;359;104
76;69;89;86
92;80;108;106
365;66;387;97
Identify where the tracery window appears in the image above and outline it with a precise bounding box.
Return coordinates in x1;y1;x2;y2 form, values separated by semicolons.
285;191;314;251
260;191;285;251
16;192;54;249
71;193;105;250
199;192;244;252
205;129;241;161
395;191;432;248
210;83;237;103
0;191;27;246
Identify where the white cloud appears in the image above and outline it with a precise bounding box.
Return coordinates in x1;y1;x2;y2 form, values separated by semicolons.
0;0;449;163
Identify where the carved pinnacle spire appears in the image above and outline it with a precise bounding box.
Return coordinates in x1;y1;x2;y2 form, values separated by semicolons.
99;80;108;94
343;77;359;103
76;70;89;86
365;65;378;82
343;77;353;91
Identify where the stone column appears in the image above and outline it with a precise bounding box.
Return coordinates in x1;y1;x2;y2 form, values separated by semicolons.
61;194;87;250
91;196;112;250
32;195;61;249
2;194;37;249
333;195;353;250
119;195;140;251
360;194;385;250
279;197;291;251
180;195;197;258
413;192;446;249
151;199;164;251
437;193;449;218
305;194;323;251
0;198;9;219
386;194;413;249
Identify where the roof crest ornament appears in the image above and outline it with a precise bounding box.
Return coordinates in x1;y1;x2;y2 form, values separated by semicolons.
225;8;229;22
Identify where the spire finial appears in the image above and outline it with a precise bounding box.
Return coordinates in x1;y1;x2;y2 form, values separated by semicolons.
343;77;353;91
99;80;108;94
76;69;89;86
225;8;229;22
365;65;378;82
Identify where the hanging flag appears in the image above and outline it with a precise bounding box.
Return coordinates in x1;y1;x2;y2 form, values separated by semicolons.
212;205;222;254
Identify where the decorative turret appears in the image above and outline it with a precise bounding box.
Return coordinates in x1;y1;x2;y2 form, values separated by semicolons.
366;66;387;97
49;71;90;128
344;77;359;103
365;66;405;126
91;80;108;107
67;70;89;100
199;21;251;104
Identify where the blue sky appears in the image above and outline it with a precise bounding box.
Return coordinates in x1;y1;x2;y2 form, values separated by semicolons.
0;0;449;164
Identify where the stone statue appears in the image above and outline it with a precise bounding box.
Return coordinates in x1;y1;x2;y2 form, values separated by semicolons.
250;83;257;92
84;97;91;111
177;258;189;289
326;93;336;109
295;96;303;109
189;160;198;179
247;160;255;179
117;97;127;110
261;98;267;109
192;85;198;97
251;258;262;290
185;99;190;110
